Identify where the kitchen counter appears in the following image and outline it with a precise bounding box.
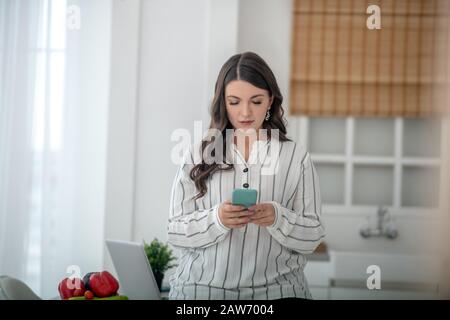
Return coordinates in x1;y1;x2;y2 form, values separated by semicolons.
306;252;330;262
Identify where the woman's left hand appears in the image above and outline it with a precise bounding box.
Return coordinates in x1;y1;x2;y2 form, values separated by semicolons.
247;203;276;227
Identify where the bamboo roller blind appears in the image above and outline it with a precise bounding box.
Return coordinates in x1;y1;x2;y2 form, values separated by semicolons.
290;0;450;117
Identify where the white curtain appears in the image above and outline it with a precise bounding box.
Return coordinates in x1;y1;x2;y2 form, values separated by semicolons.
0;0;111;299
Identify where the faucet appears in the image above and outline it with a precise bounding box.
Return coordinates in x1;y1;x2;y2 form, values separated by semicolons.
377;207;387;231
360;206;398;239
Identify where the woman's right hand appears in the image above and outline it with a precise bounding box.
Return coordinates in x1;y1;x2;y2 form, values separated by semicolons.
218;201;252;229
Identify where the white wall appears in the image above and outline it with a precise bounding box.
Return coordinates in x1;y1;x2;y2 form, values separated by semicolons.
236;0;298;137
204;0;240;123
103;0;141;271
70;0;111;274
104;0;294;251
237;0;294;110
132;0;239;244
103;0;240;272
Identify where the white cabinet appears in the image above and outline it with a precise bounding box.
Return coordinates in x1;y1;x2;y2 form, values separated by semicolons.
304;251;442;300
303;255;332;300
328;251;441;300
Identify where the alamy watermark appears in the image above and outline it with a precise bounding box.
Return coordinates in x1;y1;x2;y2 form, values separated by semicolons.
66;264;83;289
367;5;382;30
366;264;381;290
63;3;380;32
66;5;81;30
170;121;282;175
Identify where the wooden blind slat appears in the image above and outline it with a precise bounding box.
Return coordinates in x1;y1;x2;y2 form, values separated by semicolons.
290;0;450;117
295;0;450;16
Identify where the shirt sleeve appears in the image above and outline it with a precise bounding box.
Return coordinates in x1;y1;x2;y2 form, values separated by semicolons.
266;152;326;254
167;149;230;249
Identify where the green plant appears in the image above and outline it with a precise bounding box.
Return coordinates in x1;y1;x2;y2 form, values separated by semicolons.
144;238;176;291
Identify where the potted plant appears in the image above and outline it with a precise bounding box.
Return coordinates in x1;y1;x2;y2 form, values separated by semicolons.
144;238;176;291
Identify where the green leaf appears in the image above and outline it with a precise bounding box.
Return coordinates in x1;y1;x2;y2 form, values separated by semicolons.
143;238;176;275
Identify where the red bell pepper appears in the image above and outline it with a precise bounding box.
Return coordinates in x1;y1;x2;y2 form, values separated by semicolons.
58;277;86;300
88;271;119;298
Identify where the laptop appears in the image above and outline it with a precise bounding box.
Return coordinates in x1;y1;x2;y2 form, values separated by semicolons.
105;239;161;300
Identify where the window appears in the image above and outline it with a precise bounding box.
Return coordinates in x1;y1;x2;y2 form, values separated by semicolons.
291;116;447;216
288;0;449;216
290;0;450;117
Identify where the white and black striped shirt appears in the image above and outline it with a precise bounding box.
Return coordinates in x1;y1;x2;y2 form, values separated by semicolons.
167;135;325;300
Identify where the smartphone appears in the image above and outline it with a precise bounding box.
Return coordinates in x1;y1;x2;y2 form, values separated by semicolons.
232;188;258;209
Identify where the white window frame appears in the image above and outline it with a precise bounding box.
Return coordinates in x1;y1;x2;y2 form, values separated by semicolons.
290;116;449;218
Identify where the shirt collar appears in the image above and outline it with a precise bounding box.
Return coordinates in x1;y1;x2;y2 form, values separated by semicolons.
225;131;271;166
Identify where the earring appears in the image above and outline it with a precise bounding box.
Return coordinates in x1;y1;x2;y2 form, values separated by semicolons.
265;109;270;121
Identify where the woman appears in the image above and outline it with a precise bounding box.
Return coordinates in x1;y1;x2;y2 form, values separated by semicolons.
167;52;325;300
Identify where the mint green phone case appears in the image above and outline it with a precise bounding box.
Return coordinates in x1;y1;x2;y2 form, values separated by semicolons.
232;188;258;208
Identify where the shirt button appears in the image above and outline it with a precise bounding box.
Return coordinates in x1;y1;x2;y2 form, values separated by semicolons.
243;183;249;188
243;168;248;173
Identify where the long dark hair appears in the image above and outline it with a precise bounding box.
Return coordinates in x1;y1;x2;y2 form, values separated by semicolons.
190;52;290;199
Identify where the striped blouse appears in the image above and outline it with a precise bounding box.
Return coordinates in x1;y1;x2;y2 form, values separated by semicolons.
167;134;325;300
